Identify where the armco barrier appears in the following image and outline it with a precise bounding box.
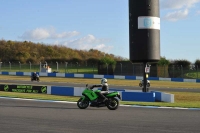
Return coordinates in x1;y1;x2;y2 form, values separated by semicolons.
151;91;174;103
47;86;174;103
51;86;74;96
121;92;155;102
0;71;200;83
0;83;174;103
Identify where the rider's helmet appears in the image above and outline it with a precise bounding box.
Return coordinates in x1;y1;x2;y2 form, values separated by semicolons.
101;78;107;85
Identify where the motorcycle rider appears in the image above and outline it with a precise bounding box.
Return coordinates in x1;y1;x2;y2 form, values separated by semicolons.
31;72;39;81
90;78;109;102
32;72;37;79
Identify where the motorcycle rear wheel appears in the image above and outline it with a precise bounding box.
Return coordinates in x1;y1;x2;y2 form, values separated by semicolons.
106;97;119;110
77;98;89;109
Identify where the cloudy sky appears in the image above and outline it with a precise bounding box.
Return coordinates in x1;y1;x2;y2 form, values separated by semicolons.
1;0;200;63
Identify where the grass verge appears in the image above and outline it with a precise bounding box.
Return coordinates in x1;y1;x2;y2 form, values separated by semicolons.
0;75;200;89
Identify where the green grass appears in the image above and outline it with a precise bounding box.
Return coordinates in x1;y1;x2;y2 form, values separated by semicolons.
0;75;199;89
0;75;200;108
0;91;79;102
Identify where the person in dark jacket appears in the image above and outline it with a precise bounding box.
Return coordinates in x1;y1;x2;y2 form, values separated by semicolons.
32;72;37;80
90;78;109;102
31;72;39;81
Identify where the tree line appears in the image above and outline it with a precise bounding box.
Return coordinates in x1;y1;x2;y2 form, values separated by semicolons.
158;57;200;69
0;40;125;65
0;39;200;68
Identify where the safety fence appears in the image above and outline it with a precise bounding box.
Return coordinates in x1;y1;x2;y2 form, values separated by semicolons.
0;62;199;79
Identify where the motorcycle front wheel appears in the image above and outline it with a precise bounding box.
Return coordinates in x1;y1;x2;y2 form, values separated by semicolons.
106;97;119;110
77;98;89;109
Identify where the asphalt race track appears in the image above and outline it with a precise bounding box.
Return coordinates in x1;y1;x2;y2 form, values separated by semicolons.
0;79;200;133
0;97;200;133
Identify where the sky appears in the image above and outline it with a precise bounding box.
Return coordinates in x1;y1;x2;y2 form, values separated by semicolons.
0;0;200;63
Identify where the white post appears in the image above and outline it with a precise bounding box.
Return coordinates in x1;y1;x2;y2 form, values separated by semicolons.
56;62;58;71
9;61;11;70
40;62;41;72
29;61;31;71
0;62;2;71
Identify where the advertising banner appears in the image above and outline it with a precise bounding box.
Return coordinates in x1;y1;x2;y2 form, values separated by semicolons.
0;84;47;94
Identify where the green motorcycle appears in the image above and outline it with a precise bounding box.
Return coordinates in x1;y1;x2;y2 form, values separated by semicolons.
77;84;121;110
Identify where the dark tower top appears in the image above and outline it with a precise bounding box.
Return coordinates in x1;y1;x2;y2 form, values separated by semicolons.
129;0;160;62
